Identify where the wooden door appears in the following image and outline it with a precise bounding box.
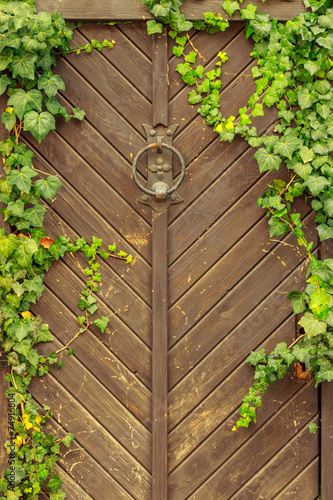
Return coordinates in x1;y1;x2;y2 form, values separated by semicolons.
1;1;326;498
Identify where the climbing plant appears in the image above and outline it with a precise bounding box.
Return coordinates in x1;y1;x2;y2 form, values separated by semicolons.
139;0;333;431
0;1;131;498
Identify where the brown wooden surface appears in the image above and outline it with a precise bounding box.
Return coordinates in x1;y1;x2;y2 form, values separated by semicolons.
35;0;308;21
152;211;168;499
1;15;321;500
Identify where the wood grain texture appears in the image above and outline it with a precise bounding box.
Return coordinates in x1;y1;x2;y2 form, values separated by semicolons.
0;19;321;499
35;0;307;21
152;211;168;499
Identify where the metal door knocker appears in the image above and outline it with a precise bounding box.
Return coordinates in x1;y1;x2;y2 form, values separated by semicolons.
132;124;186;212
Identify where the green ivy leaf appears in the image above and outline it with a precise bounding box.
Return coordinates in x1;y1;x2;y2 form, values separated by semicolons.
1;109;16;132
14;238;38;268
24;205;47;227
49;490;67;500
10;51;37;80
23;111;56;143
72;108;86;121
303;174;331;196
34;176;62;199
268;217;289;237
8;166;38;193
317;223;333;241
299;146;315;164
38;72;65;97
253;148;282;172
0;233;20;258
47;474;62;494
274;136;300;160
298;311;327;337
293;162;312;180
146;20;163;35
7;89;43;121
222;0;239;17
93;316;109;333
61;433;74;447
241;3;257;20
297;87;318;110
287;291;306;314
304;59;322;76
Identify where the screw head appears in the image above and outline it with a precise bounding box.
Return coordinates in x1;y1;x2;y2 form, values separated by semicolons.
167;129;173;136
142;194;148;201
171;194;177;201
150;130;156;136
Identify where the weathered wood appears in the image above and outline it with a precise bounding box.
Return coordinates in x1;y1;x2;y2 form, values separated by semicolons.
152;211;168;500
35;0;307;21
168;382;317;499
32;332;151;468
153;31;168;127
233;415;319;499
274;458;319;500
169;211;316;349
40;413;134;499
30;375;151;499
168;269;299;424
32;272;152;428
321;238;333;500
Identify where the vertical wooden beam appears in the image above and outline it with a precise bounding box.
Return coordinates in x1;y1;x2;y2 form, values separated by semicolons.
152;210;168;500
151;26;169;500
321;239;333;500
152;30;168;128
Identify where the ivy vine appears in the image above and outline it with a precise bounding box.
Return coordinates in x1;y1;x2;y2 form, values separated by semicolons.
140;0;333;431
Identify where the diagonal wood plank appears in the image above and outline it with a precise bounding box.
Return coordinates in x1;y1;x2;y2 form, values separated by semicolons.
185;388;318;499
30;374;151;499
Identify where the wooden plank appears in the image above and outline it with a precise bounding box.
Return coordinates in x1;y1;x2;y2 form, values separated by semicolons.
35;0;307;21
168;290;295;425
168;210;316;348
33;331;151;468
117;24;153;60
30;374;151;499
153;30;168;127
321;238;333;500
32;274;152;428
168;167;290;305
168;380;317;499
232;416;319;499
38;405;135;499
152;211;168;500
168;319;295;470
23;132;153;264
274;458;319;500
184;387;317;499
78;24;153;102
63;31;152;134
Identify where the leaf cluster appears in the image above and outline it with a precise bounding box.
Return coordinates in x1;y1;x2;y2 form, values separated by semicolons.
234;255;333;429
